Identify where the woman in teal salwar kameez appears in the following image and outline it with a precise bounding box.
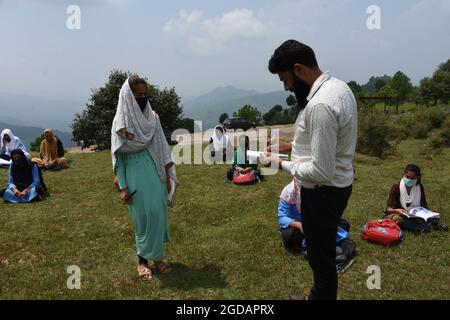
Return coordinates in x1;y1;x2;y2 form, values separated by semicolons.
111;76;178;282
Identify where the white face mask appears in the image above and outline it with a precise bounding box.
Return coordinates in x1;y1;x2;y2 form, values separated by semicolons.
403;177;417;188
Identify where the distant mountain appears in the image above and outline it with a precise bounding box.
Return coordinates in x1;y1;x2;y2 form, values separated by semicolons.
0;92;84;132
182;86;291;130
0;122;75;151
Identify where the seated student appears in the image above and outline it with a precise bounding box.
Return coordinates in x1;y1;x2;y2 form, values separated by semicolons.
383;164;448;231
1;129;30;160
277;180;355;270
209;125;232;163
3;149;44;203
226;135;262;181
32;128;68;171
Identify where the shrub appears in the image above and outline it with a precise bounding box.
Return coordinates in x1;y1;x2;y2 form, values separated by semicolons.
411;122;431;139
415;106;446;129
357;111;395;158
440;120;450;146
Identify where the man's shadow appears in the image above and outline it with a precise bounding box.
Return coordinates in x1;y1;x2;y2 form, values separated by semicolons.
156;263;227;290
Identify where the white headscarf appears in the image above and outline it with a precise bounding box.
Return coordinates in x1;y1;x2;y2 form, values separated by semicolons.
211;125;230;150
280;180;301;212
399;178;421;211
1;128;30;158
111;78;177;185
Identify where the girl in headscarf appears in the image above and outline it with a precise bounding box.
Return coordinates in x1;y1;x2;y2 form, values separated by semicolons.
209;125;232;163
3;149;44;203
1;129;30;160
111;75;178;282
31;129;68;171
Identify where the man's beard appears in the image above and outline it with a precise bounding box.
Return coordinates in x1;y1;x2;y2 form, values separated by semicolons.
292;74;311;110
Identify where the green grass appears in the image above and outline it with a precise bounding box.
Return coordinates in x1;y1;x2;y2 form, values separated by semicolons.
0;139;449;300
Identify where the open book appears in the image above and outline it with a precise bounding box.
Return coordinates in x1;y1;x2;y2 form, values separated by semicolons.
406;207;440;222
0;158;11;168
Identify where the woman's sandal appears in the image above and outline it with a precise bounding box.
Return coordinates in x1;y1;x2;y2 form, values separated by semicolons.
137;265;153;282
154;261;172;274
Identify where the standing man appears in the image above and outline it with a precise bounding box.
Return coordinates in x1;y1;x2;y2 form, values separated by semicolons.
265;40;357;300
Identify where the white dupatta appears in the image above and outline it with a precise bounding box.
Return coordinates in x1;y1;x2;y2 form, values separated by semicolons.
399;178;421;211
111;78;178;206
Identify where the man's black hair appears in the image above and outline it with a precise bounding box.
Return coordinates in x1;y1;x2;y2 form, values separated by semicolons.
268;40;319;74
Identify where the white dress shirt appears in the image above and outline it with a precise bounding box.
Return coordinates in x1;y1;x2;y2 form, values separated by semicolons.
281;71;358;189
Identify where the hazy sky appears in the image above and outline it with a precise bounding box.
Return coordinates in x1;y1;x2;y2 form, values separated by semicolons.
0;0;449;103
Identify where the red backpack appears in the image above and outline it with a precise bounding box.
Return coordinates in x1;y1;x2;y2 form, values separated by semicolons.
232;171;258;185
361;219;404;246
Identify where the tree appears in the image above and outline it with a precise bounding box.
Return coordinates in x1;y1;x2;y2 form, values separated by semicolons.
219;113;229;124
378;84;399;113
438;59;450;73
360;75;391;93
378;84;398;99
30;134;45;152
72;69;183;150
263;105;283;125
178;117;196;133
375;79;387;92
430;70;450;104
234;105;262;125
286;95;297;107
408;86;422;107
347;81;362;97
389;71;413;103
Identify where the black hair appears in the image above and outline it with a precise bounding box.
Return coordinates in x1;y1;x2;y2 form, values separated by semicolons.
215;126;224;134
237;135;250;151
404;164;422;185
128;75;148;93
268;40;319;74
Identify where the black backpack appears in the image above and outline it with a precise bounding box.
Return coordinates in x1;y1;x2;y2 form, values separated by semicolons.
397;218;430;234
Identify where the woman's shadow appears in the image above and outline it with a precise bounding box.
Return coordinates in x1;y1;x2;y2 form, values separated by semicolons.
156;263;227;290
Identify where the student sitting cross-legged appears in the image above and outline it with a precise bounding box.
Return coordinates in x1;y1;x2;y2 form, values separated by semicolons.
2;149;46;203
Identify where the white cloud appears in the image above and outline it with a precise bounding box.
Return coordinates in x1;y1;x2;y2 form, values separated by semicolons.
163;8;268;56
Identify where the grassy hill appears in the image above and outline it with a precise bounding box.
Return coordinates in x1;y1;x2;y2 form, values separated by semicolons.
0;139;449;299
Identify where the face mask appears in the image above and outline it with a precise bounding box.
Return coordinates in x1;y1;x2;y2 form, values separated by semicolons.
12;159;25;168
135;96;148;111
403;177;417;188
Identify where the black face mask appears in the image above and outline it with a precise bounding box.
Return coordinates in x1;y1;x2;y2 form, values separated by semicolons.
135;96;148;112
291;72;311;110
12;160;22;167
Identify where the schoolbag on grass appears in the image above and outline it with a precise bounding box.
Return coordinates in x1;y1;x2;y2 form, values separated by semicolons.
232;171;258;185
397;218;430;234
361;219;403;246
